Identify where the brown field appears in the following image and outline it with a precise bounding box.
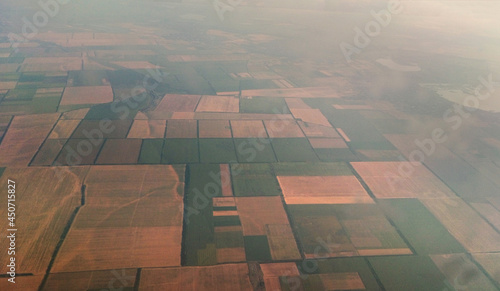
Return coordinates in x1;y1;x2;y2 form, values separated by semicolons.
298;121;340;138
61;108;90;120
214;226;243;233
319;273;366;290
166;120;198;138
220;164;233;196
195;95;239;113
0;276;43;291
0;81;17;89
138;264;253;290
213;210;239;217
154;94;201;112
472;253;500;285
356;249;413;256
471;202;500;231
421;198;500;252
43;269;137;291
351;162;457;199
488;197;500;211
0;113;60;167
290;108;331;127
51;226;182;272
235;197;292;236
309;138;348;149
213;197;236;207
60;86;114;106
264;119;304;138
31;139;67;166
0;167;88;275
272;79;294;88
72;119;133;139
49;119;81;139
285;98;310;109
266;224;301;260
198;120;232;138
167;54;248;62
277;176;373;205
127;119;166;138
356;150;403;160
230;120;267;138
20;57;82;72
216;247;246;263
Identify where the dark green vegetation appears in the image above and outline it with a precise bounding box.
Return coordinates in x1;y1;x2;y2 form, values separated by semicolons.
240;97;290;114
243;236;272;261
199;139;237;163
230;163;281;196
162;139;199;164
378;199;466;255
234;138;277;163
273;162;353;176
138;139;163;164
271;138;319;162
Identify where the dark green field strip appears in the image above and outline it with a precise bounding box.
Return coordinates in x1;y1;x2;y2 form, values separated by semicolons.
244;235;272;261
314;148;359;162
68;70;108;86
162;138;199;164
273;162;353;176
316;257;382;290
213;206;237;211
271;138;319;162
199;138;237;163
240;97;290;114
231;163;281;196
183;164;221;266
234;138;277;163
378;199;466;255
138;139;164;164
0;57;24;64
279;274;325;291
30;96;61;114
72;119;133;139
4;88;36;101
215;231;245;248
213;215;241;227
0;167;5;178
368;256;448;291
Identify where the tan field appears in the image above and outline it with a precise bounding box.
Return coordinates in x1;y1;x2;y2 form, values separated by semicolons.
60;86;114;106
166;120;198;138
230;120;268;138
139;264;253;290
298;121;341;138
48;119;81;139
0;167;88;275
61;108;90;120
95;139;142;164
264;119;304;138
220;164;233;196
198;120;232;138
196;95;239;113
216;248;246;263
0;276;43;291
154;94;201;112
309;138;348;149
472;253;500;285
31;139;67;166
127;119;166;138
290;108;331;127
319;273;366;290
266;224;301;260
285;98;311;109
235;197;291;236
43;269;137;290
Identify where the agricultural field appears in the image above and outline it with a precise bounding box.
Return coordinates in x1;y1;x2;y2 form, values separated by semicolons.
1;0;500;290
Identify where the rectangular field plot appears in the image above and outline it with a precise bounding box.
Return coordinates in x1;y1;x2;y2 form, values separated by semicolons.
72;119;133;139
138;264;253;290
277;176;374;205
271;138;318;162
368;256;448;291
153;94;201;112
51;227;182;272
351;162;457;199
231;163;281;196
198;120;232;138
234;138;276;163
199;138;237;163
298;121;341;138
166;120;197;138
470;202;500;232
0;167;87;275
421;198;500;253
127;119;166;138
288;204;411;258
138;139;163;164
378;199;465;255
162;138;199;164
95;139;142;164
43;269;137;291
273;162;353;176
60;86;113;105
196;95;239;112
290;108;331;127
230;120;267;138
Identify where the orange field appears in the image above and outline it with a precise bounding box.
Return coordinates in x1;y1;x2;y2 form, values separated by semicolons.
230;120;267;138
198;120;232;138
127;120;166;138
264;119;304;138
196;95;239;113
60;86;114;106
